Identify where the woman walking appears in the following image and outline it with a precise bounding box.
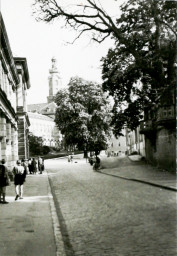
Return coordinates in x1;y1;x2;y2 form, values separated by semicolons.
12;160;27;200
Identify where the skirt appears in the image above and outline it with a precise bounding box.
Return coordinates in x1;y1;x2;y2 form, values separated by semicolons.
14;174;26;185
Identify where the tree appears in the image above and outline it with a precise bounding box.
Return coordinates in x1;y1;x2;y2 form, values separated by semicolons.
101;0;176;134
32;0;121;43
28;132;43;156
32;0;176;135
54;77;112;151
32;0;176;45
42;145;50;155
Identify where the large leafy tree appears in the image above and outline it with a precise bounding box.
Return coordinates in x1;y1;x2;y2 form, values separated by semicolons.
54;77;112;151
101;0;176;135
32;0;176;135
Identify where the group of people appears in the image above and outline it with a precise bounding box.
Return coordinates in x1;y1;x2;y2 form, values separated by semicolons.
93;155;101;171
88;152;101;171
28;157;45;174
0;156;45;204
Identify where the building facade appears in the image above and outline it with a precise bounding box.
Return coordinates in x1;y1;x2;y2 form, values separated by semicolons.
106;128;127;156
126;126;146;157
0;14;30;169
126;86;175;172
140;87;175;172
15;58;31;160
28;112;62;147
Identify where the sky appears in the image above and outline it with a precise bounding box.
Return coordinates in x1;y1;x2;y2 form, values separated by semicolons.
1;0;124;104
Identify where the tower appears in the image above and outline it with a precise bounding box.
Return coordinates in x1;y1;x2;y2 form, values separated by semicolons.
47;57;62;103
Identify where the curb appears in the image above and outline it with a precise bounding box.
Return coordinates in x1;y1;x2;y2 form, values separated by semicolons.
47;173;66;256
100;171;177;192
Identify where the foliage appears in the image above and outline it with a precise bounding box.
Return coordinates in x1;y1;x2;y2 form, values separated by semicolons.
42;145;50;155
101;0;176;135
55;77;112;151
28;132;43;156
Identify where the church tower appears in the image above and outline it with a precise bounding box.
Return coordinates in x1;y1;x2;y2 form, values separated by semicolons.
47;57;62;103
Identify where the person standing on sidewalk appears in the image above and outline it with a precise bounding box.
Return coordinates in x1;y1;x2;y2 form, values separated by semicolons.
28;158;33;174
31;158;37;174
41;157;45;172
21;159;29;175
38;156;43;174
70;152;74;163
0;159;10;204
93;155;101;171
12;160;27;200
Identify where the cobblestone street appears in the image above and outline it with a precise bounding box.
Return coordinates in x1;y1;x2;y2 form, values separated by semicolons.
46;156;176;256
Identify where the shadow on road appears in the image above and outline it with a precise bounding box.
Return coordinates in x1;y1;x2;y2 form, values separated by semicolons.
48;177;76;256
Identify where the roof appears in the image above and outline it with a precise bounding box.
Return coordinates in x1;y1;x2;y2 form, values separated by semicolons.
28;101;57;117
40;101;57;111
28;111;54;121
27;103;48;113
0;13;19;85
14;57;31;89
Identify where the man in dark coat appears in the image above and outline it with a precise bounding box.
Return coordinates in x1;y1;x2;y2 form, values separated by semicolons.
0;159;10;204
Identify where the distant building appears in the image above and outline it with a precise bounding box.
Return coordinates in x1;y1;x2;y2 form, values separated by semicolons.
0;13;30;168
27;57;62;148
106;128;127;156
28;112;61;147
126;126;145;157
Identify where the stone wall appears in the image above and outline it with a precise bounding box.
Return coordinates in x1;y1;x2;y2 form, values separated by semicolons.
156;128;176;172
145;128;175;172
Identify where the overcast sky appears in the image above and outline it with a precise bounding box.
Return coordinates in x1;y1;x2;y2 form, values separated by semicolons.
1;0;124;104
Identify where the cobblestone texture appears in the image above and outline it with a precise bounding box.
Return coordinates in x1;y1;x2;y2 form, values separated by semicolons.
46;157;176;256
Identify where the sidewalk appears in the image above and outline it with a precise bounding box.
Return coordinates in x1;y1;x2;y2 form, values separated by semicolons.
0;172;62;256
100;155;177;191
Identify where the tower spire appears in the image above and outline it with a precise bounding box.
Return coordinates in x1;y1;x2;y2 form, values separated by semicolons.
47;57;62;103
51;57;58;72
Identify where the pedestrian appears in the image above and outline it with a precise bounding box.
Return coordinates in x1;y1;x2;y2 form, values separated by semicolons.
38;156;43;174
12;160;27;200
70;152;74;162
28;158;33;174
21;159;29;174
0;159;10;204
84;150;88;162
41;157;45;172
68;155;71;162
31;158;37;174
93;155;101;171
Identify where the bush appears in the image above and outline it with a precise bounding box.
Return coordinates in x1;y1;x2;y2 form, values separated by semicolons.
42;146;50;155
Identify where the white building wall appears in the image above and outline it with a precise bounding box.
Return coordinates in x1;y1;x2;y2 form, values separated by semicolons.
107;128;127;156
28;112;60;148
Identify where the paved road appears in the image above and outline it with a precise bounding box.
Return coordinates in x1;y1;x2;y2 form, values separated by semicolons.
46;157;176;256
